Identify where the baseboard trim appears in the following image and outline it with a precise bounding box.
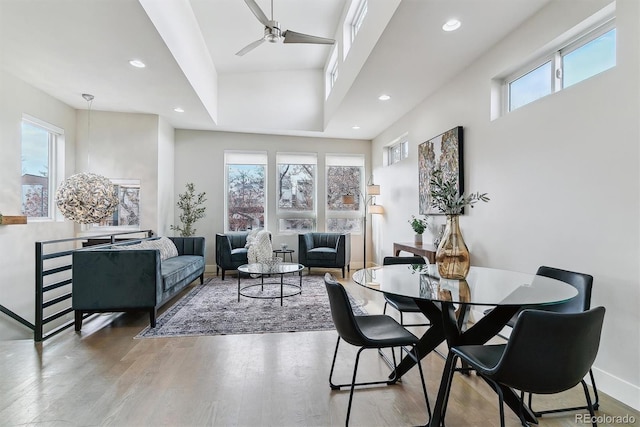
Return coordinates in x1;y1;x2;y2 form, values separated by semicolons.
592;366;640;411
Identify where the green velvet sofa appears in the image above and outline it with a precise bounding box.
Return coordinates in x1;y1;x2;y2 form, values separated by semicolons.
72;236;205;330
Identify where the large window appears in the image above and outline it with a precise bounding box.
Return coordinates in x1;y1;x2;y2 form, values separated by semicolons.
277;152;317;233
21;116;63;219
326;154;364;233
225;151;267;231
505;17;615;113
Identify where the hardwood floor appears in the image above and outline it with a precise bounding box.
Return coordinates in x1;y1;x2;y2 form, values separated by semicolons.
1;270;638;426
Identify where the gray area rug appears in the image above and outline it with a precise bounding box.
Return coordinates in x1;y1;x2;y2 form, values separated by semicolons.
136;274;366;338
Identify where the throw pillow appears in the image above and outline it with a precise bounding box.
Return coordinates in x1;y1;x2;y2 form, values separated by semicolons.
137;237;179;261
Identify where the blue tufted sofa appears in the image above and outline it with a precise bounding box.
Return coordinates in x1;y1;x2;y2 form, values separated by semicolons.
298;232;351;278
72;236;205;330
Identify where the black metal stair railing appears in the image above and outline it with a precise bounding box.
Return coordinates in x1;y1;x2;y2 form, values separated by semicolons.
0;229;154;342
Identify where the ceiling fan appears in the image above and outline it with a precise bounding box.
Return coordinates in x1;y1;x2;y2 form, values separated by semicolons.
236;0;335;56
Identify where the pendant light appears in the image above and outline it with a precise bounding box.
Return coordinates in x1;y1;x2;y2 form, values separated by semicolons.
55;94;119;224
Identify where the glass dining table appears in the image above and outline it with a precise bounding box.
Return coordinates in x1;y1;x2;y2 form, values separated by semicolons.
352;264;578;426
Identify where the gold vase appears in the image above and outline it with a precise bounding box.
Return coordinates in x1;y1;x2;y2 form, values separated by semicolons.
436;215;470;279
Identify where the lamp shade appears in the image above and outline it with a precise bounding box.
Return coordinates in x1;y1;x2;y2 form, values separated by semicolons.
367;184;380;195
55;173;119;224
341;194;356;205
369;204;385;214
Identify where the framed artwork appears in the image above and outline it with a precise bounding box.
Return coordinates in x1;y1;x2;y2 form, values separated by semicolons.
418;126;464;215
90;179;141;230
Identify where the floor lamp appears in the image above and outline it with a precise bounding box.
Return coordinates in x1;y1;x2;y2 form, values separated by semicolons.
343;179;384;268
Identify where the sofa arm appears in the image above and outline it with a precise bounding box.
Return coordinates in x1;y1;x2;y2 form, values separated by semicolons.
170;237;205;257
72;249;162;310
338;233;351;266
216;233;233;266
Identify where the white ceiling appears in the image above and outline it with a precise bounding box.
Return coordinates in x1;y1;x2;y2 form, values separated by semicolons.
0;0;551;140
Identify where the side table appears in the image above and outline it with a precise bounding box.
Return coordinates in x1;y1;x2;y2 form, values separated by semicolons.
273;249;295;262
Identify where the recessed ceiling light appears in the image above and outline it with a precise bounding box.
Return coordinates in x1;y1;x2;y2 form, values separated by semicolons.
129;59;146;68
352;125;361;130
442;19;461;32
174;107;185;113
378;94;391;101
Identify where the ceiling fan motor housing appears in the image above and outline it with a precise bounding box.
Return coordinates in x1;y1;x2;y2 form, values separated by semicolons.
264;20;281;42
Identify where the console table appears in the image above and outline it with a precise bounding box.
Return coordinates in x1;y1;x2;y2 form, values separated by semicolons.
393;242;437;263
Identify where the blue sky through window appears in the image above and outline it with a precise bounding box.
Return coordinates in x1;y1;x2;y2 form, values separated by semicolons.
563;28;616;88
21;121;49;176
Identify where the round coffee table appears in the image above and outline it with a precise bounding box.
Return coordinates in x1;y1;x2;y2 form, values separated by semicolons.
237;262;304;306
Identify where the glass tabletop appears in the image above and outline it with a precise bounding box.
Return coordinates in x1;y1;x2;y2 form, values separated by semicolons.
352;264;578;307
238;262;304;275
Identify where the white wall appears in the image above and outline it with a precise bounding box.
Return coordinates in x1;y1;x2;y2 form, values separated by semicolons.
372;0;639;409
174;130;371;269
75;110;161;236
157;116;175;236
219;70;324;132
0;70;76;340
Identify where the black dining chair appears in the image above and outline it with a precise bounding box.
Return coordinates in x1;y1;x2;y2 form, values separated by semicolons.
492;266;599;415
442;307;605;427
323;273;431;426
382;256;430;327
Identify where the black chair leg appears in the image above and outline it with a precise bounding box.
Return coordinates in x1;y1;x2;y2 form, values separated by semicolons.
412;344;432;422
528;368;600;416
329;336;342;390
346;347;365;426
580;380;598;427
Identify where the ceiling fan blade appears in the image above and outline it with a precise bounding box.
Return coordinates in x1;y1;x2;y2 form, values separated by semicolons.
244;0;271;28
236;38;266;56
282;30;335;45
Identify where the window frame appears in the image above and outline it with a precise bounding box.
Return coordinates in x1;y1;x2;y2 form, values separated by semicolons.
325;154;365;234
502;16;616;114
386;137;409;166
21;115;64;221
224;151;268;232
276;152;318;234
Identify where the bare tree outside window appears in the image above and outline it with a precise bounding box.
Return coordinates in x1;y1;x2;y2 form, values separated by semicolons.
277;164;315;211
327;166;362;211
227;164;265;231
21;120;52;218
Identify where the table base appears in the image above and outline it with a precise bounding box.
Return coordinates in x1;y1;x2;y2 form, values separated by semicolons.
237;273;303;306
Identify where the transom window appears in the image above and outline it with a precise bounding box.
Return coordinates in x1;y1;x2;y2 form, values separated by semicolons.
505;16;615;113
387;137;408;166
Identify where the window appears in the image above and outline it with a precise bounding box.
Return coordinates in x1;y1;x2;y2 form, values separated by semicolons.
225;151;267;231
326;154;364;233
342;0;367;59
277;152;317;233
387;137;409;166
505;17;615;113
21;116;63;219
325;47;339;98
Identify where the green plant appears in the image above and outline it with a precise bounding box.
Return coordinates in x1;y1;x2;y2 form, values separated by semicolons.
170;183;207;237
409;215;430;234
429;169;489;215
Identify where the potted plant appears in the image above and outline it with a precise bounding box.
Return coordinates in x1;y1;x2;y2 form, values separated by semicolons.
429;169;489;279
408;215;430;244
171;183;207;237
